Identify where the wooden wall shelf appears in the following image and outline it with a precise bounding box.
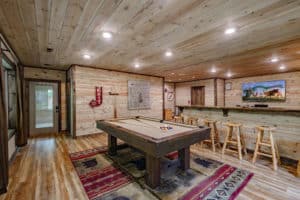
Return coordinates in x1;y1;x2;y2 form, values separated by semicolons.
176;105;300;117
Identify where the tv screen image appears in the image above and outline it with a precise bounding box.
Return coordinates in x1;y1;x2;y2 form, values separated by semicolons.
242;80;286;102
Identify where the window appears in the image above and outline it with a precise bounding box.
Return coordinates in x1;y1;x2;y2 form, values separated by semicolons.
191;86;205;106
7;70;16;129
2;56;17;132
35;85;54;128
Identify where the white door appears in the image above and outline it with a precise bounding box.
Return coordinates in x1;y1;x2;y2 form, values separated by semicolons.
29;81;59;136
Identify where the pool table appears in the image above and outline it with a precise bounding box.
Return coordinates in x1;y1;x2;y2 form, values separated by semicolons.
96;116;210;188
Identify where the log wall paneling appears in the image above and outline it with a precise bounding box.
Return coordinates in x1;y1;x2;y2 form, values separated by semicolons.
225;72;300;108
73;65;163;136
23;67;67;131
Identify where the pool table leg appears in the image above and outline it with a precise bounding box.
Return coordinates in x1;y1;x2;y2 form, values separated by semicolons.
178;147;190;170
146;154;160;188
108;135;117;156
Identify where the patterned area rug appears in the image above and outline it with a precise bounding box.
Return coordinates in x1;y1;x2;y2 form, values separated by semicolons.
165;151;223;176
70;147;132;199
69;146;253;200
180;164;254;200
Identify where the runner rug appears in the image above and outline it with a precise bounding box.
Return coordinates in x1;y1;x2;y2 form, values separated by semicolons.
69;146;253;200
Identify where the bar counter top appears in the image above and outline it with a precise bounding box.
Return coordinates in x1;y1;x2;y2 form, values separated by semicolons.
176;105;300;116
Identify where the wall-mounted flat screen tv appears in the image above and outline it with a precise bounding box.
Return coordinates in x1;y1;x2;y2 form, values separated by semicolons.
242;80;286;102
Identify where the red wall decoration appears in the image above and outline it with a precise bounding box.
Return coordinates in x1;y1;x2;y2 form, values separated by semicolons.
89;86;103;108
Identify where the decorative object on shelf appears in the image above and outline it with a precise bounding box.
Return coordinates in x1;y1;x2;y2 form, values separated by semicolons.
89;86;102;108
128;80;150;110
164;109;173;121
225;82;232;90
242;80;286;102
167;91;174;101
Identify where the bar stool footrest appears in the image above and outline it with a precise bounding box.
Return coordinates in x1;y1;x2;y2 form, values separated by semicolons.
258;142;271;147
257;152;273;158
225;149;239;154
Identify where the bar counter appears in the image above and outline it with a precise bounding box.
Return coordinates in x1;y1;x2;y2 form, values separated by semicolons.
177;105;300;116
176;105;300;162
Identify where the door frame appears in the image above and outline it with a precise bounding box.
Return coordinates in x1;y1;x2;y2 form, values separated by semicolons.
24;78;61;137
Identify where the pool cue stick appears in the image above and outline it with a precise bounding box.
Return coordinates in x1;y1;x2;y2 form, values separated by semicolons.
109;92;119;118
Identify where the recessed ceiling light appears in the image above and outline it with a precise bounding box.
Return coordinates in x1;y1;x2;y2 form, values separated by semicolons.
224;28;236;35
279;65;286;70
271;57;279;63
134;63;140;68
227;72;232;77
165;50;173;57
211;68;217;73
83;54;91;59
102;31;112;39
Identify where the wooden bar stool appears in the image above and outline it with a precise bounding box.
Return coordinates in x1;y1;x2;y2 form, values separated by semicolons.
201;119;221;152
174;115;184;123
187;117;198;126
252;126;281;171
222;122;247;160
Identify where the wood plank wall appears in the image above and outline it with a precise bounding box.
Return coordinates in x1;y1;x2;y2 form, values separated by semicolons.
164;82;175;112
72;65;163;136
23;67;67;130
225;72;300;108
175;79;215;106
216;79;225;107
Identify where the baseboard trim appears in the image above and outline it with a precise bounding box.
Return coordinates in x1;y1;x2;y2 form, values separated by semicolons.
75;132;104;138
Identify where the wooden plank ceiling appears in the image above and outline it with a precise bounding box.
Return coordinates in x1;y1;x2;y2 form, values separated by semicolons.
0;0;300;82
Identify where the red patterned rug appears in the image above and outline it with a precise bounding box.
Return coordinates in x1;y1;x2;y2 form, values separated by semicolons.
180;164;254;200
70;147;253;200
69;148;132;200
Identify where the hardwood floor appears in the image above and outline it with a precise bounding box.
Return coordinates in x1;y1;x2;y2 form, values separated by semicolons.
0;133;299;200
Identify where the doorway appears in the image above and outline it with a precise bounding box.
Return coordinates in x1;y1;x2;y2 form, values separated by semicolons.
191;86;205;106
28;81;59;136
